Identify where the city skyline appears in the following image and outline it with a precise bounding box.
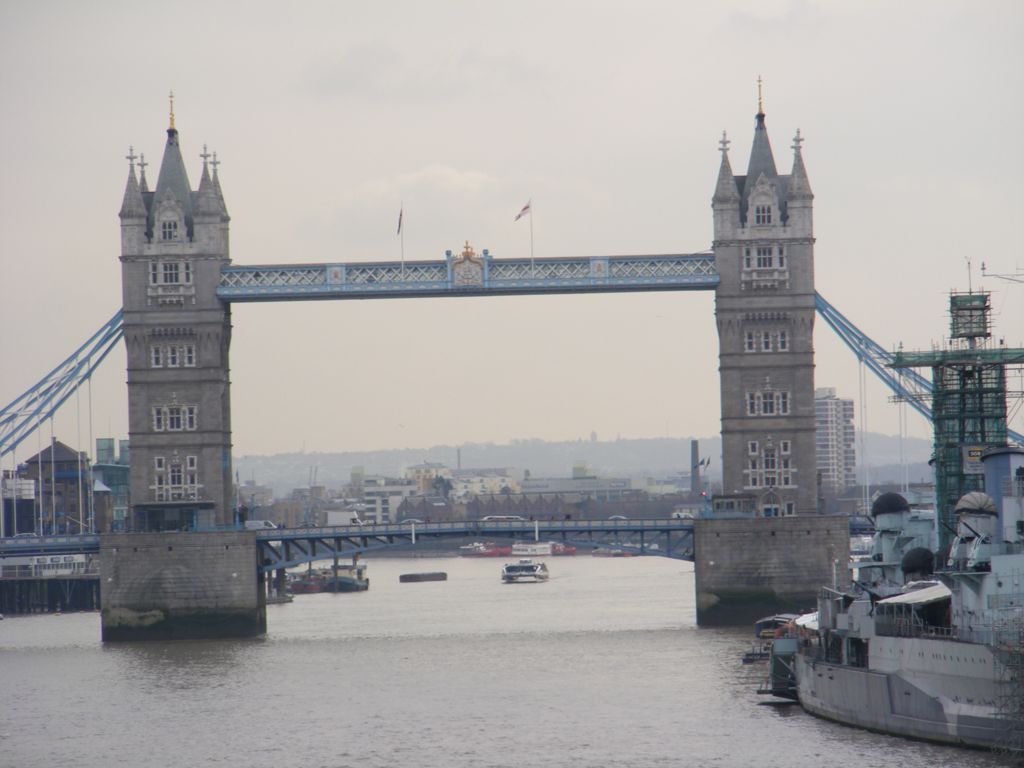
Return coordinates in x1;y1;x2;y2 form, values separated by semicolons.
2;1;1022;460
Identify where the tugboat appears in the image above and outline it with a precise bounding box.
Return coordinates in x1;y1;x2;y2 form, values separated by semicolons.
501;559;550;583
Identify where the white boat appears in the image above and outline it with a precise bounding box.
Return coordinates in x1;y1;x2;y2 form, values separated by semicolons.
501;559;550;583
511;541;552;557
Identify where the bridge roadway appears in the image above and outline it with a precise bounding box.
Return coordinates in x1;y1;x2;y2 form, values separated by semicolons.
0;519;696;575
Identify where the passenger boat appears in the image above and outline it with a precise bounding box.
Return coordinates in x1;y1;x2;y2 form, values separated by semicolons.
459;542;512;557
288;564;369;594
510;541;577;557
501;559;550;583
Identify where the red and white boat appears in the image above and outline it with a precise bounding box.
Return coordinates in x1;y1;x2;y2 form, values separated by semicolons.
458;542;512;557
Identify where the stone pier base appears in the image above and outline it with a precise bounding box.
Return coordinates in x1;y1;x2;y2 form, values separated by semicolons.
100;531;266;641
694;516;849;626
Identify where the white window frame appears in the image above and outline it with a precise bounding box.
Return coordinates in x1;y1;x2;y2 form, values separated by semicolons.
167;406;182;431
151;346;163;368
185;406;197;431
754;205;772;225
162;261;180;284
745;332;755;352
166;346;179;367
161;220;178;242
183;344;196;367
756;246;773;268
778;331;789;351
153;408;165;431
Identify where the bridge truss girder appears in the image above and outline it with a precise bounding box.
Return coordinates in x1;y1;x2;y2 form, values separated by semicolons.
255;520;696;572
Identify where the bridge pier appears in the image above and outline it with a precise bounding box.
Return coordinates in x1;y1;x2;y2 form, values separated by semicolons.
693;516;849;626
100;531;265;641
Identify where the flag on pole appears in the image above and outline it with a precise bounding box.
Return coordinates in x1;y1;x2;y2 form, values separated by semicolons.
514;200;531;221
396;207;403;235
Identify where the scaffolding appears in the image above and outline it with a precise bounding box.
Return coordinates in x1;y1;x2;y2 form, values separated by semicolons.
994;612;1024;758
891;292;1024;554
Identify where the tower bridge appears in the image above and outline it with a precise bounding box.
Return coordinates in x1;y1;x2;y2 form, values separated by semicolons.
1;95;926;636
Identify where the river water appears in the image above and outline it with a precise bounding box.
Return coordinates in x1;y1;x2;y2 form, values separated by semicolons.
0;556;1009;768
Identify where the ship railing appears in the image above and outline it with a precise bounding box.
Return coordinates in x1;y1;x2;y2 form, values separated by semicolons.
875;616;959;640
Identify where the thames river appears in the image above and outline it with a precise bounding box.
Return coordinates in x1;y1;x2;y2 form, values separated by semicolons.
0;556;1008;768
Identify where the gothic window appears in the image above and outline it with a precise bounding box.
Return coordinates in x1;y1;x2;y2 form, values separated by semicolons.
166;346;179;367
743;248;752;269
744;389;791;417
152;408;165;431
756;246;773;268
748;441;759;455
169;464;183;487
781;457;793;486
161;220;178;241
761;331;772;352
784;501;796;516
149;263;159;285
163;262;180;284
780;440;791;455
755;205;772;225
777;246;786;268
778;331;789;351
167;406;183;431
154;456;165;471
184;262;193;284
151;346;163;368
745;332;756;352
186;455;197;471
779;392;790;415
183;345;196;367
185;406;197;431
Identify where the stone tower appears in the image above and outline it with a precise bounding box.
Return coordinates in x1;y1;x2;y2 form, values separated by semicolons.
712;96;818;515
119;103;234;530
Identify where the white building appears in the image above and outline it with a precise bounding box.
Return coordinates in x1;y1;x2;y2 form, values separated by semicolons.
815;387;856;493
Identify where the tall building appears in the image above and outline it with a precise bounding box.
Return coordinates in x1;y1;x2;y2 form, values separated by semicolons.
815;387;856;493
712;90;818;516
119;100;233;530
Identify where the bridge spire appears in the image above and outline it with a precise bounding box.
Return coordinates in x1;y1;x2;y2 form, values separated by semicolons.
119;146;146;221
713;131;739;204
788;128;813;201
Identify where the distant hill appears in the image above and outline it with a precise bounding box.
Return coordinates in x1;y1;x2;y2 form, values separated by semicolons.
235;432;933;497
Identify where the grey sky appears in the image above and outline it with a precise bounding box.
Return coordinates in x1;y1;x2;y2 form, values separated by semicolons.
1;1;1022;460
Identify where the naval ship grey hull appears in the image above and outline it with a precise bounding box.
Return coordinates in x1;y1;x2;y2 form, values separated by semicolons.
795;633;1017;750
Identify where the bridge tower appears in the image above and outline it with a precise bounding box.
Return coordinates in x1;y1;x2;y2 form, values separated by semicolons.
712;93;818;515
119;102;234;530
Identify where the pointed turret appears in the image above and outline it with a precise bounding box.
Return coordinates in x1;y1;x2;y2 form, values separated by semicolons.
787;129;813;201
786;129;813;233
713;132;740;204
120;147;147;254
743;78;778;198
211;151;229;221
194;147;220;217
119;147;146;220
712;131;741;236
138;152;150;194
149;96;194;240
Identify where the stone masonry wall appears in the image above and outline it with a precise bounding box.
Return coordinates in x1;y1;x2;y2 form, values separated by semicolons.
100;531;265;641
694;516;849;625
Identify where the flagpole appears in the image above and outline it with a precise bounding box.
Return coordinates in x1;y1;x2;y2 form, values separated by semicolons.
529;203;534;277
